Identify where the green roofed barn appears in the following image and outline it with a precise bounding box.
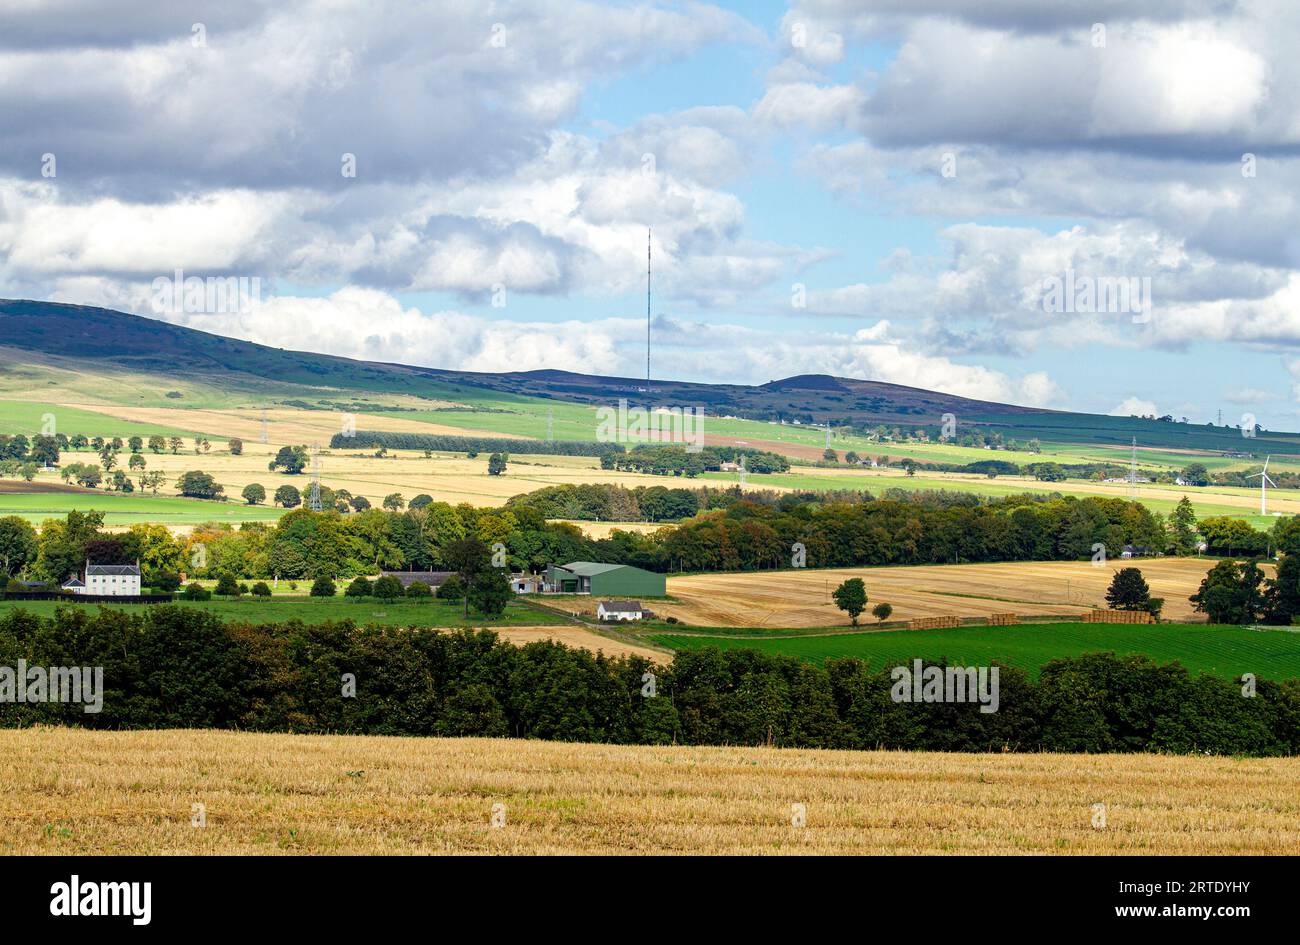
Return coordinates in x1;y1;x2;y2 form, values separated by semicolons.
544;561;665;597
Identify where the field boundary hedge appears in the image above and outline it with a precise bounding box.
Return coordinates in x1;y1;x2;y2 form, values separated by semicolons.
1;606;1295;756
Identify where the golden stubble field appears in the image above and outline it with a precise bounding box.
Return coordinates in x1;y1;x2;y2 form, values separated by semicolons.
790;464;1300;515
68;441;780;512
3;728;1295;855
659;558;1243;627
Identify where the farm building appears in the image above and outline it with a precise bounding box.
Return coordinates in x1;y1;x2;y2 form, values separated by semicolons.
597;600;644;621
1120;545;1157;558
510;574;541;594
380;570;453;590
544;561;665;597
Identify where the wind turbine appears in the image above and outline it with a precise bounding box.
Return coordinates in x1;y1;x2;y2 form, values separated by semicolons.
1249;456;1276;516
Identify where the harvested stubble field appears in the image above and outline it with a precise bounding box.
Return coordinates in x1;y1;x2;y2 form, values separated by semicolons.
25;442;786;518
4;728;1296;854
659;558;1244;627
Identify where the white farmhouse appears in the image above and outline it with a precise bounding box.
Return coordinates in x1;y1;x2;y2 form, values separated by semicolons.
597;600;644;622
63;561;142;596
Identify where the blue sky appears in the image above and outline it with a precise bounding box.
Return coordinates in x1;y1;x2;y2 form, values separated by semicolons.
3;1;1300;429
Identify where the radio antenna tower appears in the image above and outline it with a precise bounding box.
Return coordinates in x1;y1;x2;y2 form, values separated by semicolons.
308;442;322;511
646;227;652;391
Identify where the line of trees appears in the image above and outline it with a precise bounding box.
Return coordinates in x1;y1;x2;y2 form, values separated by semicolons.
1;607;1295;755
330;432;624;458
2;489;1283;588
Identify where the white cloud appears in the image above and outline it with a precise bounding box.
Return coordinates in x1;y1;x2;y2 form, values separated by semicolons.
1110;397;1159;417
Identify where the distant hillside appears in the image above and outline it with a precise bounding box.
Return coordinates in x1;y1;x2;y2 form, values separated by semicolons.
3;298;1299;455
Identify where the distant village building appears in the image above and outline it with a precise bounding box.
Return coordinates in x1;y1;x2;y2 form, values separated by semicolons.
597;600;644;621
63;561;141;596
1120;545;1156;559
719;461;742;472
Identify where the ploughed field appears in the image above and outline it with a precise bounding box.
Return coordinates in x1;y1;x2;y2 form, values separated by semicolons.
5;728;1297;855
659;558;1245;627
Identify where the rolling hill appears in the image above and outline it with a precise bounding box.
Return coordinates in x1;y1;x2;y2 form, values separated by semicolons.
3;298;1299;456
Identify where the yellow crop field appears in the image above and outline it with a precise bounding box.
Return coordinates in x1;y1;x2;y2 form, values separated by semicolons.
786;464;1300;516
3;728;1295;855
557;520;668;538
659;558;1243;627
44;442;786;514
485;625;667;661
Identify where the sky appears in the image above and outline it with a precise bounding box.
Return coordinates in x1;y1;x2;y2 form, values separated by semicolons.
2;0;1300;428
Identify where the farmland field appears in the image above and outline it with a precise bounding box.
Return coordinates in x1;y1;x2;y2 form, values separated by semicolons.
0;598;664;660
0;595;566;628
657;558;1237;627
651;621;1300;681
5;441;785;520
3;728;1295;854
0;489;285;525
704;465;1299;527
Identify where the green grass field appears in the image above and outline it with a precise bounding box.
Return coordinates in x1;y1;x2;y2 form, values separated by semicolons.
0;491;284;525
0;595;566;628
650;621;1300;681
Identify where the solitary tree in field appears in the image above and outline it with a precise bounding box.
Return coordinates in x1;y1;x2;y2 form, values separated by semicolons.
872;602;893;623
168;436;183;454
383;493;405;511
128;453;146;471
274;484;301;508
148;435;165;453
1169;497;1198;556
467;566;512;617
30;435;59;467
76;465;103;489
139;471;167;494
176;470;223;500
228;437;243;456
1106;567;1151;611
832;577;868;626
128;436;143;453
268;445;308;474
487;452;508;476
444;537;492;618
822;448;838;463
242;483;267;505
373;575;405;600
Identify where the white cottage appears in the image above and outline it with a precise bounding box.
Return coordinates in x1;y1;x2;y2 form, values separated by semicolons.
596;600;644;622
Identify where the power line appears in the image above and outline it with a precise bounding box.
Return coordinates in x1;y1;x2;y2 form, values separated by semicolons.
308;441;321;509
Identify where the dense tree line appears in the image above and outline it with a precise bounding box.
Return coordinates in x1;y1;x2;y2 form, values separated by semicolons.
0;490;1267;587
599;444;790;477
329;432;623;458
0;606;1294;755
